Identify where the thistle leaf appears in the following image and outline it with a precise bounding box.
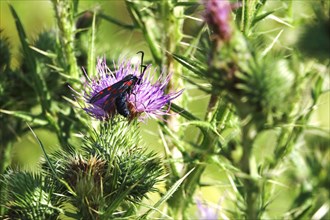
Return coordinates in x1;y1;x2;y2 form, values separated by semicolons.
139;168;195;219
9;4;36;73
0;110;48;126
173;53;207;77
99;13;135;30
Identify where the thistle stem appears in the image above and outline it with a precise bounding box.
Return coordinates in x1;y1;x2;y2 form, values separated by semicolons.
51;0;79;79
168;95;221;218
240;121;259;219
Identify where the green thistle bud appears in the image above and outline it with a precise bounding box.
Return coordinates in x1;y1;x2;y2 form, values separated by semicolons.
1;171;62;219
297;18;330;60
297;1;329;60
235;56;294;121
64;155;107;191
41;122;163;219
33;30;57;61
76;10;94;30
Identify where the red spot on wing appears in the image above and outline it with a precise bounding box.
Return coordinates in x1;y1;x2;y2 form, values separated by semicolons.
124;81;133;86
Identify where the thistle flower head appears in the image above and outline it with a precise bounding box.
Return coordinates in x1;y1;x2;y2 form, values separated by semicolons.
74;57;183;121
65;155;107;188
203;0;237;42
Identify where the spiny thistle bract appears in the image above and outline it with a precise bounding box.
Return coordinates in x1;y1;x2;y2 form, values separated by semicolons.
0;170;63;220
73;57;183;121
41;122;163;219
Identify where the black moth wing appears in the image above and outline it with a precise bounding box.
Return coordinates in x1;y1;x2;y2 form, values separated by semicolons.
89;74;138;112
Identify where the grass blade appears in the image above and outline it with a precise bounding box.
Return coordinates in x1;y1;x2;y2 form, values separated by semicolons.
139;168;195;219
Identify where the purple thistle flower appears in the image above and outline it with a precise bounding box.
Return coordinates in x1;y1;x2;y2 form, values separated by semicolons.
74;57;183;121
196;195;230;220
196;199;219;220
203;0;239;42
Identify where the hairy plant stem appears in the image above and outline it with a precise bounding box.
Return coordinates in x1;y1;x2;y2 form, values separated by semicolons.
51;0;79;79
159;2;189;218
240;120;260;219
240;0;255;36
161;0;185;132
48;0;79;150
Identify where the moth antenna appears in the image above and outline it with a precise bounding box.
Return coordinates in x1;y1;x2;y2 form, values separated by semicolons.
136;50;147;84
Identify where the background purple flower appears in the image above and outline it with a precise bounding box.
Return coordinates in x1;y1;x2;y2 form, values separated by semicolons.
196;198;219;220
77;57;183;120
203;0;236;42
